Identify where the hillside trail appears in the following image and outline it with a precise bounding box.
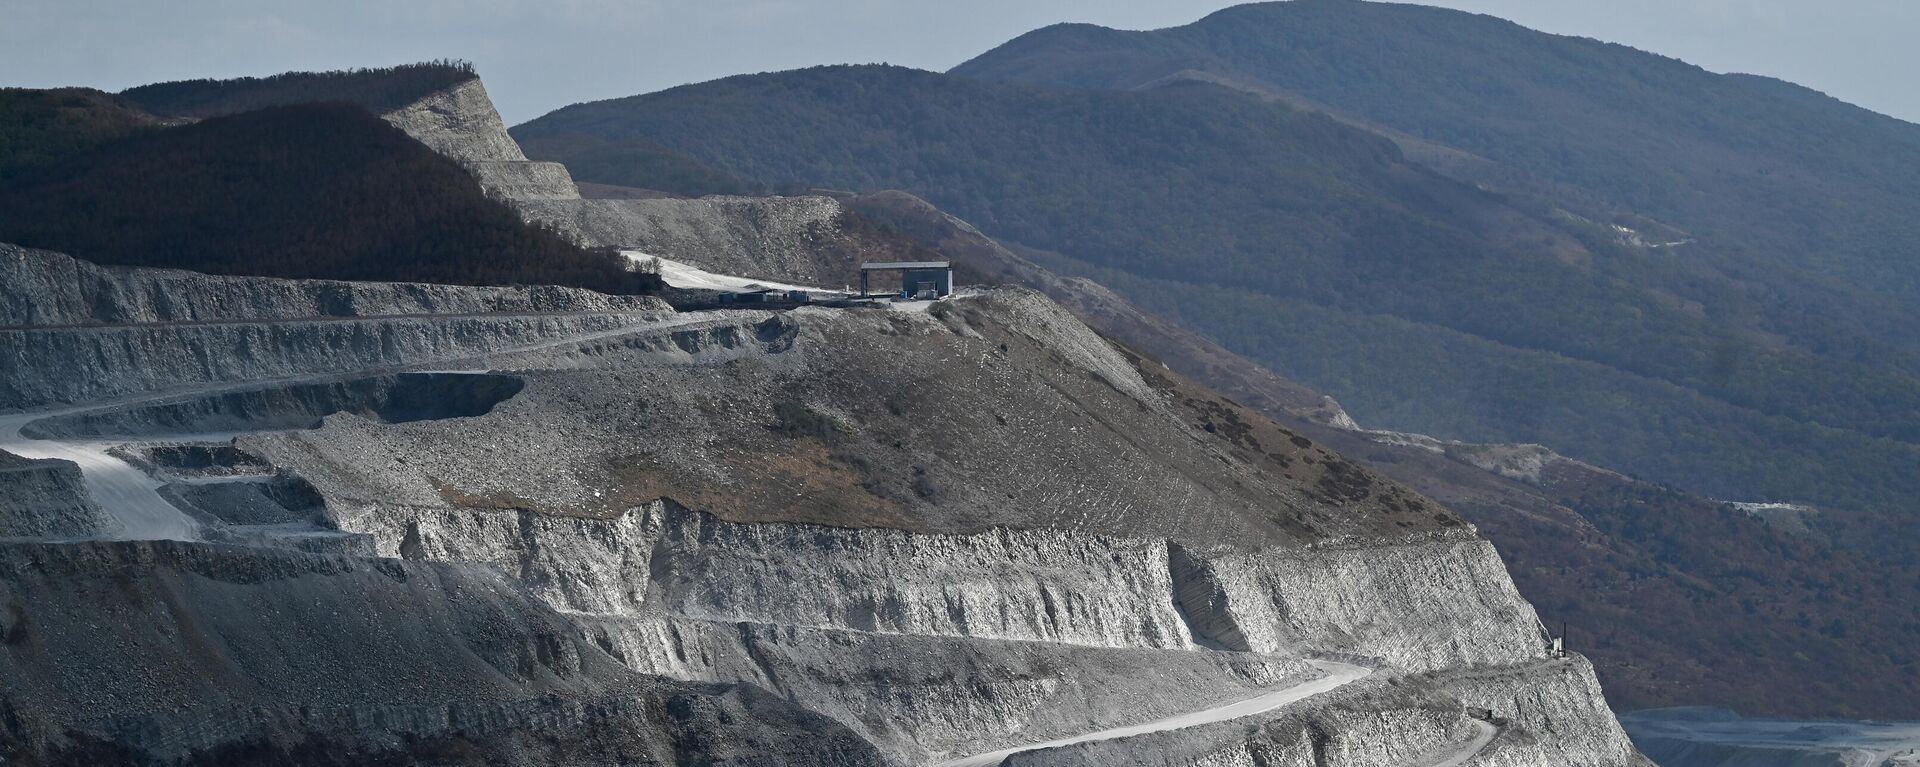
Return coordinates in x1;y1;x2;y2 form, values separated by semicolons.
1428;720;1499;767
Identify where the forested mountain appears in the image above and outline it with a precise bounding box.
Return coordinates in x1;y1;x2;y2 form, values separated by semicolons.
0;97;653;293
956;1;1920;305
512;62;1920;520
0;88;155;179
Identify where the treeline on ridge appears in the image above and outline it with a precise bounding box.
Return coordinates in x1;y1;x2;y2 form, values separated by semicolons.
0;87;154;180
119;60;478;118
0;100;656;294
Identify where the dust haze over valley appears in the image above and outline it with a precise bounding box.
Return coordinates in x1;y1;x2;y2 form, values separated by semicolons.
2;2;1917;767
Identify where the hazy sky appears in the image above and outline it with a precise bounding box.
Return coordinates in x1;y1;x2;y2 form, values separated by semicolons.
4;0;1916;126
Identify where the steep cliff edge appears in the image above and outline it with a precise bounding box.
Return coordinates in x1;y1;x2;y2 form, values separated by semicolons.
380;77;581;200
379;77;527;164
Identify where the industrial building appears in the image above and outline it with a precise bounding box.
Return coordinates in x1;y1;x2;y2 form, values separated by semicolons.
860;261;953;299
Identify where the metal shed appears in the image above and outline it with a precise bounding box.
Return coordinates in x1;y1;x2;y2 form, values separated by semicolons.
860;261;953;299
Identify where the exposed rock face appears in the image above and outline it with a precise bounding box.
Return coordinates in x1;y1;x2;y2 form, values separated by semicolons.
0;452;115;538
0;245;668;411
650;506;1196;648
0;244;652;328
1188;541;1545;670
1437;658;1647;767
468;158;583;200
334;500;1197;647
0;540;885;766
376;77;584;202
586;615;1317;763
0;311;650;410
379;77;527;163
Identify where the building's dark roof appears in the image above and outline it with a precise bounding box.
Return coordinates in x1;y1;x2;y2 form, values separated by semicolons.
861;261;950;270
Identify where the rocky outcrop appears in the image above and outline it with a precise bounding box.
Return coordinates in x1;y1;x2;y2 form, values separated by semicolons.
0;453;114;538
377;77;583;201
213;286;1637;765
378;78;526;164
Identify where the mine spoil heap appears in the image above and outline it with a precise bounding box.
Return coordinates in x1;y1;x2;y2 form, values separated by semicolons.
0;73;1648;767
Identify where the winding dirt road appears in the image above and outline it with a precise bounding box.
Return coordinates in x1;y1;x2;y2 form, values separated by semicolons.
932;658;1502;767
932;660;1372;767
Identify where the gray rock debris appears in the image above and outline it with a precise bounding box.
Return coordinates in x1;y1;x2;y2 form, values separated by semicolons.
0;451;117;538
